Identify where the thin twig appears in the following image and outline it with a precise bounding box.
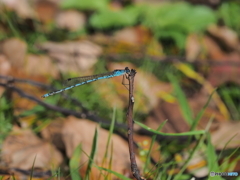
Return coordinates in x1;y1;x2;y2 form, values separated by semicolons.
126;69;145;180
0;82;127;129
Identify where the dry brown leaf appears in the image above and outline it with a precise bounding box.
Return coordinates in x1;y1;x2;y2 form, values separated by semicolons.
185;34;202;61
2;126;63;170
105;26;162;56
1;0;35;18
179;150;208;178
61;116;143;179
41;118;65;152
35;1;58;24
207;53;240;86
208;25;239;50
0;38;59;78
145;100;190;133
197;36;240;86
145;86;225;134
37;41;102;73
211;121;240;150
56;10;86;31
203;36;226;60
0;38;27;67
113;26;152;45
0;55;11;96
25;54;58;77
0;55;11;75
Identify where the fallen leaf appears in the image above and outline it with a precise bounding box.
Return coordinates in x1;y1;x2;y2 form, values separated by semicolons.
207;25;239;51
185;34;202;61
0;55;11;75
35;1;58;24
197;36;240;86
211;121;240;150
0;38;27;67
179;150;208;178
2;126;63;170
203;36;226;60
25;54;58;77
1;0;35;18
41;118;65;152
61;116;143;179
145;87;226;134
56;10;86;31
207;53;240;86
37;40;102;73
145;100;190;133
113;26;150;45
0;55;11;96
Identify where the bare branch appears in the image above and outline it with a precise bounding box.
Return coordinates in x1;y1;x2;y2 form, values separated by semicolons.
126;69;145;180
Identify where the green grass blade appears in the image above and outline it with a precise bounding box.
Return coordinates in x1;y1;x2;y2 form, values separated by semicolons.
206;133;224;180
29;155;37;180
105;107;116;159
85;128;98;179
144;123;163;173
218;133;238;160
220;87;240;120
167;73;193;125
191;89;216;131
99;107;116;179
219;147;239;171
135;121;205;136
94;166;132;180
69;144;82;180
173;134;205;180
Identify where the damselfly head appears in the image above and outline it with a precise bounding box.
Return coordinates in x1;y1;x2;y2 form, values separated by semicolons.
125;67;130;73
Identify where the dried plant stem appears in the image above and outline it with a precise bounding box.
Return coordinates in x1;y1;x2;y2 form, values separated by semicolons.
126;69;144;180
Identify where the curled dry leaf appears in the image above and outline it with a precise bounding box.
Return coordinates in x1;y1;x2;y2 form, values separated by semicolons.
145;100;190;133
113;26;151;45
61;116;143;179
180;150;209;178
35;1;58;24
0;55;11;75
37;41;102;73
0;55;11;96
41;118;65;152
192;36;240;86
203;36;226;61
2;126;63;170
185;34;202;62
0;38;59;78
207;25;239;50
211;121;240;150
106;26;162;56
206;52;240;86
0;38;27;68
1;0;35;18
25;54;58;77
56;10;86;31
114;27;142;45
145;86;225;134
